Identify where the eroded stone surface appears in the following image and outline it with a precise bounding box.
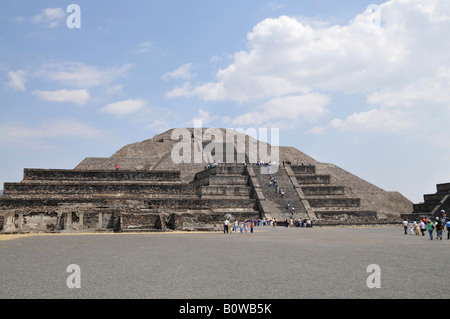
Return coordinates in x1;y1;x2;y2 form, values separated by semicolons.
0;128;413;233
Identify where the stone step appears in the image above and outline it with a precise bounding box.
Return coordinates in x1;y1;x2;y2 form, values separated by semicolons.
3;182;195;195
305;194;350;199
413;202;437;213
314;209;378;216
20;180;183;185
307;197;360;208
253;166;308;221
210;210;261;222
146;198;258;210
436;183;450;193
1;194;200;200
289;165;316;175
22;169;181;182
423;194;447;202
301;186;346;196
296;175;331;184
208;175;249;186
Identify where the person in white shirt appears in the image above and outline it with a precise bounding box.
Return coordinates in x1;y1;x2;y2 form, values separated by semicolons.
402;219;408;235
224;219;230;234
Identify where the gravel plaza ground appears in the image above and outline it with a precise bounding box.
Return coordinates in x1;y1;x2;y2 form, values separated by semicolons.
0;225;449;300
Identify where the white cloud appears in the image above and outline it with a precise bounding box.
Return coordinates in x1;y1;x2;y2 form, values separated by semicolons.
147;120;170;132
166;0;450;104
105;84;125;95
165;82;193;99
101;99;148;116
305;126;327;135
37;62;134;88
367;69;450;107
0;120;105;147
134;42;152;53
228;93;330;127
330;109;416;133
33;89;90;105
192;109;221;125
33;8;66;28
162;63;194;81
163;0;450;138
266;2;285;11
7;70;27;91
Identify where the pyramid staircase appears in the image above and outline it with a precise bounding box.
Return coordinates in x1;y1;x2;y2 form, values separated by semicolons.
251;165;309;224
289;165;379;225
192;165;261;223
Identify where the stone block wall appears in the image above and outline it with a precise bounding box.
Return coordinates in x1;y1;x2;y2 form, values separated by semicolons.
3;182;194;197
23;169;181;182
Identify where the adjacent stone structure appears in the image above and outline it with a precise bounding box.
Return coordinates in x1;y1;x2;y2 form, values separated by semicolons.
0;128;413;233
402;182;450;221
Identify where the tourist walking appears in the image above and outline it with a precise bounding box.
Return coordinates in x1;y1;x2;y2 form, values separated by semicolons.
234;220;239;233
436;220;444;240
446;219;450;239
250;221;254;234
426;220;434;240
420;220;426;236
240;221;243;234
224;219;230;234
410;221;415;235
402;219;408;235
414;222;420;236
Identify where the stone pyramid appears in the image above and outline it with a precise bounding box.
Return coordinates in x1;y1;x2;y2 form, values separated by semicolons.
0;128;413;233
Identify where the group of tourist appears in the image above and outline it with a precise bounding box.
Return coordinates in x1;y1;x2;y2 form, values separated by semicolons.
224;218;278;234
223;219;256;234
269;176;285;198
283;216;313;228
403;210;450;240
202;159;313;171
223;216;315;234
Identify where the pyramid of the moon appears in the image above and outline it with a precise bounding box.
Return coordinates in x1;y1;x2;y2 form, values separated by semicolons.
0;128;413;234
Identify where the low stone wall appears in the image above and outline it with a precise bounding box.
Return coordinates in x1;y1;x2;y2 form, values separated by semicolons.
121;211;220;232
437;183;450;193
302;186;345;196
0;209;120;233
297;174;331;184
212;175;248;185
300;210;399;226
290;165;316;174
121;213;163;231
146;198;257;210
23;169;181;182
210;211;261;223
308;197;360;208
3;182;194;196
200;185;252;197
75;157;157;171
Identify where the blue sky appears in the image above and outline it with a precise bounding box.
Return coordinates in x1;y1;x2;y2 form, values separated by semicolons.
1;0;450;203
